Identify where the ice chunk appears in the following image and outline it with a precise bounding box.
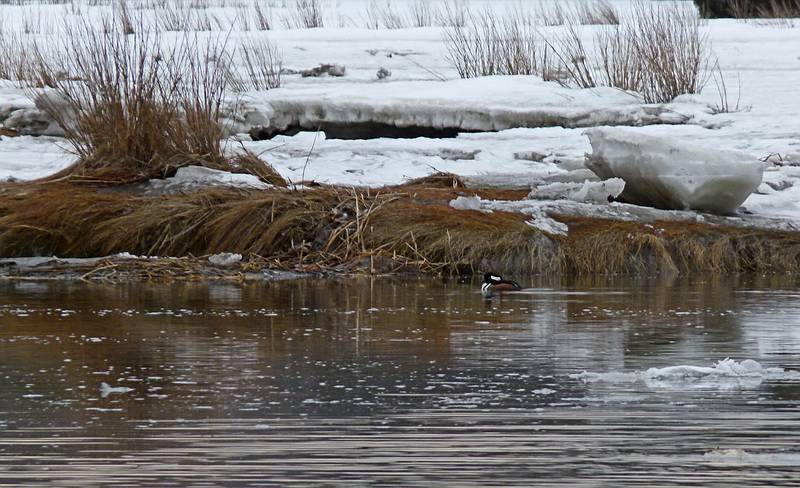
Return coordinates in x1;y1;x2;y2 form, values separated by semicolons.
208;252;243;267
300;64;346;77
571;358;799;389
529;178;625;204
449;195;492;214
99;382;133;398
585;128;764;214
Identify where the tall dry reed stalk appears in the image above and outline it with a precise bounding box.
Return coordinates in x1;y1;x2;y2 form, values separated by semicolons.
253;1;272;30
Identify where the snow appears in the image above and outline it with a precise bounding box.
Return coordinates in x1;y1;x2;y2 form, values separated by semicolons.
0;136;73;182
449;195;491;213
586;127;764;214
487;196;800;234
0;1;797;224
525;210;569;236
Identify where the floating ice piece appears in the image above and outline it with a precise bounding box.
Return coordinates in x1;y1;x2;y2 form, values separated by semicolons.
571;358;799;389
529;178;625;204
585;127;764;214
208;252;243;267
704;448;800;467
99;382;133;398
449;195;492;213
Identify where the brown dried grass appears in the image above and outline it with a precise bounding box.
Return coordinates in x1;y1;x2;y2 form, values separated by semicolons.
19;16;235;185
229;152;289;187
3;183;800;277
0;182;551;274
561;216;800;275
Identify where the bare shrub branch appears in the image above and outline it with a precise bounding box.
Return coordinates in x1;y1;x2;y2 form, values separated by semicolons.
444;1;715;103
239;38;282;91
408;0;434;27
548;23;596;88
443;8;553;79
253;1;272;30
572;0;620;25
437;0;469;27
283;0;324;29
628;2;712;103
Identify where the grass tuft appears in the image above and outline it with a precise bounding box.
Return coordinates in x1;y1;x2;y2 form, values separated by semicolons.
17;16;239;184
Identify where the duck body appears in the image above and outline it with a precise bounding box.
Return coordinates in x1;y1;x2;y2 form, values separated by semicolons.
481;273;522;298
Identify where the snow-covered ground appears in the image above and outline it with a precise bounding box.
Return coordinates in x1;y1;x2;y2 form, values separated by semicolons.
0;0;799;222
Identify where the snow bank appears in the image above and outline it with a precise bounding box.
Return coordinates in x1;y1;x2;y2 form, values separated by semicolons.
242;76;696;138
487;194;800;233
586;128;764;214
571;358;800;389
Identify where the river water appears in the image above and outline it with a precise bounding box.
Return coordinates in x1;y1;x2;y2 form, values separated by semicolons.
1;276;799;486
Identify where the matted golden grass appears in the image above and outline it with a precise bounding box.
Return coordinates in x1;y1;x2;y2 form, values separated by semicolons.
560;215;800;275
0;180;545;274
2;182;800;276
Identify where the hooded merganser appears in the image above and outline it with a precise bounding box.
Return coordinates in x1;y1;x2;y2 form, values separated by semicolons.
481;272;522;298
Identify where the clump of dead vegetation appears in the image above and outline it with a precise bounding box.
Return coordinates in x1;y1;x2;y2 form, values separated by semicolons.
25;19;228;183
694;0;800;23
2;13;283;185
444;8;554;79
561;216;800;275
444;1;714;103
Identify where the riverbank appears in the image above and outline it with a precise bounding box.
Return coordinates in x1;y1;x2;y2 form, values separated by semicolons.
3;176;800;282
1;1;798;281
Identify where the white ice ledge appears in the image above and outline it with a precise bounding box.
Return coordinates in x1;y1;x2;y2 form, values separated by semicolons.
239;76;703;136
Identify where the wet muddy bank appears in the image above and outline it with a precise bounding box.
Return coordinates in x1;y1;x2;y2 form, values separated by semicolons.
0;255;312;283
